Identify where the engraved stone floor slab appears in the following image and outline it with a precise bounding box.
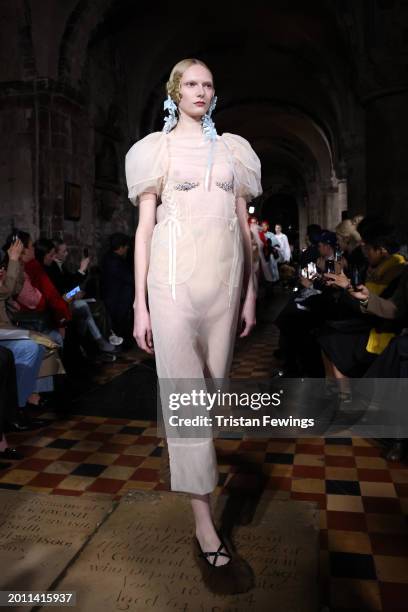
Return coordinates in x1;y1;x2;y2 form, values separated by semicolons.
48;491;319;612
0;491;114;610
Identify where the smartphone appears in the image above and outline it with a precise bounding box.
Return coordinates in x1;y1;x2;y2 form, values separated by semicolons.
301;267;308;279
351;267;361;290
325;259;335;274
83;247;89;258
65;285;81;299
307;262;317;278
12;234;18;243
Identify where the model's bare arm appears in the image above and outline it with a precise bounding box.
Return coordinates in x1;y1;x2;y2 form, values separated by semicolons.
236;196;256;337
133;193;156;353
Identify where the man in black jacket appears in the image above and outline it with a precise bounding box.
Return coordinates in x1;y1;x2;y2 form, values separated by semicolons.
299;224;322;269
42;239;119;356
48;239;90;295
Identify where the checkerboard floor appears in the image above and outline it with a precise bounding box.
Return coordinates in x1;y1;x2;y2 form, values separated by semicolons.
2;424;407;611
1;296;407;611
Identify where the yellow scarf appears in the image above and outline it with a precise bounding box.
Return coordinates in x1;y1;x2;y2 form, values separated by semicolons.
366;254;407;354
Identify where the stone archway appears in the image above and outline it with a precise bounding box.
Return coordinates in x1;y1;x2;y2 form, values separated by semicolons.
0;0;374;249
212;103;346;245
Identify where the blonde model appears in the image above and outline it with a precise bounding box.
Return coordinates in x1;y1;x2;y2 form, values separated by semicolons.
126;58;261;591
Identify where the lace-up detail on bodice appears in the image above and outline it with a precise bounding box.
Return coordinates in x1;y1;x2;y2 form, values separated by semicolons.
158;185;240;307
160;182;182;300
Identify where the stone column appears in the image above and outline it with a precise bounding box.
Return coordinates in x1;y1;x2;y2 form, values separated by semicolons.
298;197;308;250
343;144;366;217
365;91;408;233
0;85;38;244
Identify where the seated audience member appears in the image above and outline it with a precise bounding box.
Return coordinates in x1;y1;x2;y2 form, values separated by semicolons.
4;230;71;338
299;224;322;269
273;230;339;376
53;238;122;345
351;266;408;323
0;239;58;422
294;230;338;298
319;218;407;400
335;219;367;275
315;230;337;275
363;331;408;462
0;346;27;460
36;238;118;354
101;233;134;342
46;238;89;295
351;271;408;462
5;231;66;402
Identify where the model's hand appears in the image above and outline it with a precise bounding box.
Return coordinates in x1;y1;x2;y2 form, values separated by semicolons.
239;294;256;338
134;307;154;354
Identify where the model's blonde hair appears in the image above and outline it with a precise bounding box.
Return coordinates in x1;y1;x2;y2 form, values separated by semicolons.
335;219;361;251
166;58;213;104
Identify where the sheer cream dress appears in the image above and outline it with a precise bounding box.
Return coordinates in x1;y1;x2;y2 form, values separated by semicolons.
126;130;262;495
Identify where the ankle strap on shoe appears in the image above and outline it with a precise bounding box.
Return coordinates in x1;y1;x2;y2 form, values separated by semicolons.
199;542;231;566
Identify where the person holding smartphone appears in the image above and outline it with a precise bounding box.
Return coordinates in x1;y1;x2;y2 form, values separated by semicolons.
299;230;337;290
0;236;55;421
318;219;407;402
35;238;119;355
46;239;90;296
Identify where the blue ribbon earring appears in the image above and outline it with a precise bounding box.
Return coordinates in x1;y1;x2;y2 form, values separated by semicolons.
201;96;218;191
201;95;218;142
163;95;178;133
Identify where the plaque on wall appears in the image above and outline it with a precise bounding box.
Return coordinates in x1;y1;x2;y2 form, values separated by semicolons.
64;182;81;221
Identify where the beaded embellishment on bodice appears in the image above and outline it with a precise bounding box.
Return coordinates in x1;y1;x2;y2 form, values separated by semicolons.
216;181;234;192
173;181;233;193
174;181;199;191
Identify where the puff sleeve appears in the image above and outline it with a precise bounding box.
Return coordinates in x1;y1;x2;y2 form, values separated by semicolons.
222;133;262;202
125;132;168;206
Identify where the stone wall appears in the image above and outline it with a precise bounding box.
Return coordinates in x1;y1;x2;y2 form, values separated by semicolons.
1;0;407;259
0;85;37;245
